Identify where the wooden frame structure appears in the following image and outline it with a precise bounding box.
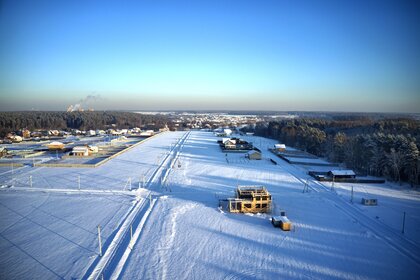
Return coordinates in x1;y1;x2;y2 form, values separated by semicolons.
226;186;272;213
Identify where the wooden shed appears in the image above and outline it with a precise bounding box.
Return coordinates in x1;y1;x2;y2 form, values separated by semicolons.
246;150;262;160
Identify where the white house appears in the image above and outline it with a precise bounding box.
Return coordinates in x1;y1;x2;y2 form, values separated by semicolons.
87;130;96;136
72;146;89;156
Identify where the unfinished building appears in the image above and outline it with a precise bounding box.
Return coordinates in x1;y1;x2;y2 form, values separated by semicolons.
221;186;272;213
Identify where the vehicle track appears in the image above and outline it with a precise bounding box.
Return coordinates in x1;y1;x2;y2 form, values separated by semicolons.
85;131;190;280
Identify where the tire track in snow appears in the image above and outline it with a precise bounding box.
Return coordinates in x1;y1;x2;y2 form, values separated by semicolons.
86;132;190;280
158;202;197;280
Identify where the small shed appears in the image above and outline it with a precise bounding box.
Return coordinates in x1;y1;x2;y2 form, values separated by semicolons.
247;150;262;160
272;216;292;231
274;144;286;152
72;146;89;156
361;198;378;206
327;170;356;179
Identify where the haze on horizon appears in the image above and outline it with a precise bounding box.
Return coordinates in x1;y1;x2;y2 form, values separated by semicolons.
0;0;419;113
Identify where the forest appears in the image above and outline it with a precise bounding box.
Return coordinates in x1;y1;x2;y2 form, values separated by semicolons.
0;111;168;137
249;117;420;186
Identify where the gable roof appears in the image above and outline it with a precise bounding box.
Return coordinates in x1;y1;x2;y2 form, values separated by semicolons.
72;146;89;152
329;170;355;176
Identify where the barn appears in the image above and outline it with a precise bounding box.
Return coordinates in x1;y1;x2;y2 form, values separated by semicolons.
327;170;356;179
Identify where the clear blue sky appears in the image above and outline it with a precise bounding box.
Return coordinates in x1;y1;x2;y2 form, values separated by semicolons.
0;0;419;112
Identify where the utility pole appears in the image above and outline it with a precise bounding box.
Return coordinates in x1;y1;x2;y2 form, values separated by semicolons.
97;225;103;256
11;163;14;186
303;179;309;193
130;224;133;247
402;212;406;234
351;186;354;203
331;175;335;191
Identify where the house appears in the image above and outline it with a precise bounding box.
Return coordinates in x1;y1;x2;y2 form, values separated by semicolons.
48;130;60;136
87;130;96;136
11;135;23;143
223;129;232;136
72;146;89;156
224;186;272;214
0;147;8;158
22;129;31;138
47;141;65;150
219;137;253;151
88;145;99;154
327;170;356;179
223;139;237;149
140;130;154;137
274;144;286;152
246;150;262;160
31;131;43;138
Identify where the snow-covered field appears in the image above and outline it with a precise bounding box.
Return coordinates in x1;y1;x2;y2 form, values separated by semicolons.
1;131;419;279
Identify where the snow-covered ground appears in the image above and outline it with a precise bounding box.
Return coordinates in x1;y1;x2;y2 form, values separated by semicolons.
1;131;419;279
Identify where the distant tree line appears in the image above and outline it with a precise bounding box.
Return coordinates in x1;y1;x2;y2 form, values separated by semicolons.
0;111;168;137
248;117;420;186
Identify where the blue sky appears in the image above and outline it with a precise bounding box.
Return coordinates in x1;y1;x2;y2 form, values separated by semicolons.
0;0;419;112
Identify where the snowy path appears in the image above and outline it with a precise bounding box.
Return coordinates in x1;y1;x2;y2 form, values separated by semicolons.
86;131;191;280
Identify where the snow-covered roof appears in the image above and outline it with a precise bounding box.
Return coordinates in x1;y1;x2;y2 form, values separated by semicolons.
329;170;355;176
275;144;286;149
222;138;230;143
72;146;89;152
223;129;232;134
48;141;64;146
223;139;236;144
272;216;290;223
247;150;261;155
